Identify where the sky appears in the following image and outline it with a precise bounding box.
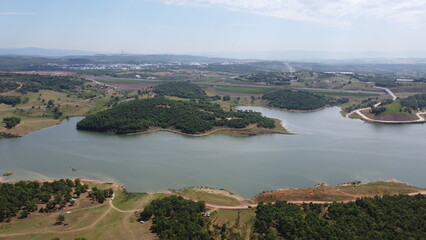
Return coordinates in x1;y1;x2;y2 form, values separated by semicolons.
1;0;426;57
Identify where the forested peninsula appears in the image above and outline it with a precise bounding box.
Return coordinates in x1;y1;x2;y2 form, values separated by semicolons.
262;89;329;111
76;97;285;135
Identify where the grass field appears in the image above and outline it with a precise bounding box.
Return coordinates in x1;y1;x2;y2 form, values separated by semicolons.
175;188;242;206
383;99;406;114
214;86;275;95
0;181;159;240
312;91;378;97
0;86;122;136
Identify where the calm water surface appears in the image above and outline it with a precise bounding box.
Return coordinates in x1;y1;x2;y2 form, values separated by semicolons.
1;107;425;197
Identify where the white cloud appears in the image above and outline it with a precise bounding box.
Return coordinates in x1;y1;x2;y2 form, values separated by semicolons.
162;0;426;26
0;12;35;15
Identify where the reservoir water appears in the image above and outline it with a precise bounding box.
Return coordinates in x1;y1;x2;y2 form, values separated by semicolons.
1;107;425;197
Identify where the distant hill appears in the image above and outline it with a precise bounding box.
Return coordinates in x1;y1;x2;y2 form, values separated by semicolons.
0;47;95;57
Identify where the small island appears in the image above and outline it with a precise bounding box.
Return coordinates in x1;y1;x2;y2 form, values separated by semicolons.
76;97;288;136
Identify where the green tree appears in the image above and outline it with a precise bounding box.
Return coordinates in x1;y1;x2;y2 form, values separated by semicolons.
56;214;65;224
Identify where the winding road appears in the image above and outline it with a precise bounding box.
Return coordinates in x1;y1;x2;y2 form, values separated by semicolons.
346;87;426;124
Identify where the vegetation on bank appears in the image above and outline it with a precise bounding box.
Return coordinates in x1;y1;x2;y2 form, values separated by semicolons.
2;116;21;129
153;82;206;99
77;97;275;134
140;195;212;240
253;194;426;240
0;132;19;139
262;89;328;110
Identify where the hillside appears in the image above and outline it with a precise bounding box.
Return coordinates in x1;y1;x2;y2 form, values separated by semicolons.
262;89;328;110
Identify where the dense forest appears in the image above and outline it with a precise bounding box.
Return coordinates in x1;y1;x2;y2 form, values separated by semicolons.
0;73;86;93
0;179;90;222
236;72;294;85
262;89;328;110
0;81;20;93
401;93;426;110
140;196;213;240
77;97;275;134
153;82;206;99
252;194;426;240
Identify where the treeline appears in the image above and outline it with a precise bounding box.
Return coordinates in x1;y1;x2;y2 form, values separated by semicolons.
0;73;86;94
153;82;206;99
88;187;114;204
140;196;212;240
401;93;426;110
252;194;426;240
77;97;275;134
0;96;21;106
0;179;88;222
236;72;294;85
353;74;397;87
262;89;328;110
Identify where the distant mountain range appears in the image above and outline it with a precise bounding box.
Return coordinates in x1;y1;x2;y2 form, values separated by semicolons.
200;50;426;61
1;47;426;64
0;47;95;57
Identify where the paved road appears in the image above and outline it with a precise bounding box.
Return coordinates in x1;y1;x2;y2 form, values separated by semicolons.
374;86;397;100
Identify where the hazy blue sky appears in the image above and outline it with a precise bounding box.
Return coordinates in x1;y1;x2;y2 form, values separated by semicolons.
1;0;426;55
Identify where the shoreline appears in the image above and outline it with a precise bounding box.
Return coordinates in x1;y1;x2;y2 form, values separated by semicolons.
124;120;291;137
1;178;425;204
239;104;328;113
2;112;291;138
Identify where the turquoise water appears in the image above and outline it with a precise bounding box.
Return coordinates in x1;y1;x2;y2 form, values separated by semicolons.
1;107;425;197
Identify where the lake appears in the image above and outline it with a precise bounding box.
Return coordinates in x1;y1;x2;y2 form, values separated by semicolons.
1;106;425;197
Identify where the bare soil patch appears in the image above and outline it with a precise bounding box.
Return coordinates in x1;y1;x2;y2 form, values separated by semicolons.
361;110;419;121
255;181;425;203
106;83;156;90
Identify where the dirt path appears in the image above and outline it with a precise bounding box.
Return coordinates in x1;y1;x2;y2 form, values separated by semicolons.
0;202;112;238
0;82;23;96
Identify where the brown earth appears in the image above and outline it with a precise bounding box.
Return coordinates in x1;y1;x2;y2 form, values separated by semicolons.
106;83;156;90
361;110;419;121
12;71;74;76
255;181;425;203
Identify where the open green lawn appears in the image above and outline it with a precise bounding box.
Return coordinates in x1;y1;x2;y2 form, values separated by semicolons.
383;99;407;114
